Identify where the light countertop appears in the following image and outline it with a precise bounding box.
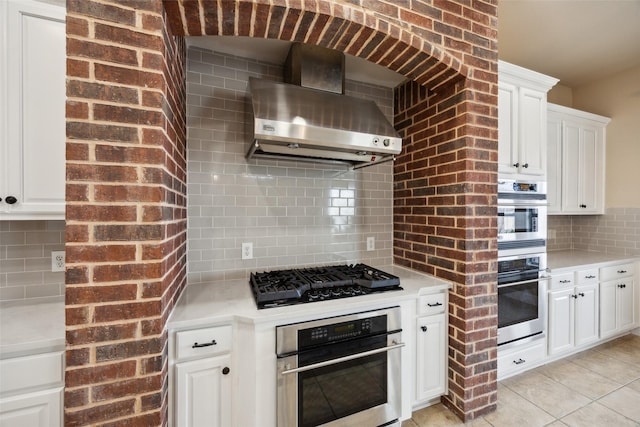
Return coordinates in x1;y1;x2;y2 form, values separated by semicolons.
168;264;452;330
548;250;639;272
0;296;65;359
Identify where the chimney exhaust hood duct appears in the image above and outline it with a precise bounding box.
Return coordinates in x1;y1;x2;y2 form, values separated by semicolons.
246;43;402;169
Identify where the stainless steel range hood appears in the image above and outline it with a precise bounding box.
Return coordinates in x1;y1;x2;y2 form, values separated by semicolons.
246;44;402;169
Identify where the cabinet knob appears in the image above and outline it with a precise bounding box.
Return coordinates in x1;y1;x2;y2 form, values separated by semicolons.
578;292;585;297
522;163;529;168
512;162;520;168
420;326;428;332
222;367;230;375
5;196;17;205
571;294;578;299
580;204;587;208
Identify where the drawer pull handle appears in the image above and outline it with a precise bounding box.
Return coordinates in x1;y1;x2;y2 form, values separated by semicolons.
192;340;217;349
427;302;443;307
585;275;596;279
578;292;585;297
618;284;627;289
617;270;627;274
559;280;571;284
421;326;428;332
513;358;526;365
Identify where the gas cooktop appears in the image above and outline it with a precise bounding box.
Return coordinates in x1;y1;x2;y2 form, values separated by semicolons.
249;263;401;309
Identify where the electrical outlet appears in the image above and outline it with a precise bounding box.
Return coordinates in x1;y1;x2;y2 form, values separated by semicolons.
241;242;253;260
51;251;65;272
366;237;375;251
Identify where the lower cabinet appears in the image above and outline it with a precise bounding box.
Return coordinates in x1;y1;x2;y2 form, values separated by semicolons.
415;313;446;402
548;272;599;355
0;351;64;427
413;292;448;405
600;263;636;339
175;355;232;427
172;324;233;427
0;388;62;427
497;337;546;380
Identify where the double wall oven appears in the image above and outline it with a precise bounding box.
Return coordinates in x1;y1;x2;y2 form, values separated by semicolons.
497;179;549;346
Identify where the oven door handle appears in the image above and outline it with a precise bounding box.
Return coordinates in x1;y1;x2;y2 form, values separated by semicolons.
280;341;406;375
498;276;550;288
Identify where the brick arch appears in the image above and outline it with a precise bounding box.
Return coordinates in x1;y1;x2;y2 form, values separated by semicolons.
162;0;467;90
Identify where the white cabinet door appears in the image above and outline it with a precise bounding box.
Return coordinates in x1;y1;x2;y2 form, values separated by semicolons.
0;387;62;427
175;355;231;427
548;288;574;355
601;278;636;338
600;280;617;338
548;104;608;215
618;278;635;331
518;87;546;177
415;313;446;402
1;0;65;218
498;82;519;176
574;284;599;347
546;115;563;214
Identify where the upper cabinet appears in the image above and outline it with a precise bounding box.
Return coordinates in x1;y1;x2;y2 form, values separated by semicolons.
0;0;66;220
547;103;609;215
498;61;559;180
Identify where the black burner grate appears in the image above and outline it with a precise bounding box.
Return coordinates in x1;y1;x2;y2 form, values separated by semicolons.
250;264;401;308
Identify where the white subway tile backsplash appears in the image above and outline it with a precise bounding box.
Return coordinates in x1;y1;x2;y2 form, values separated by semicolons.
549;208;640;256
186;47;396;283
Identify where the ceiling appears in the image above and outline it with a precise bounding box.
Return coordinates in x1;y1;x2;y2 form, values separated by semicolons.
188;0;640;89
498;0;640;87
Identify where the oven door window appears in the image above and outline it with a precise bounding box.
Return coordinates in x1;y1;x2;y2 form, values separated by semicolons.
498;207;539;234
498;280;539;328
297;336;387;427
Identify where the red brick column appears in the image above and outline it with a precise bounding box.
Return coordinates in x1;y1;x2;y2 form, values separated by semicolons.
65;0;186;425
394;74;498;419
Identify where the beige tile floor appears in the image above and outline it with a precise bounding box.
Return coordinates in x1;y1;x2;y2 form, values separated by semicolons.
403;334;640;427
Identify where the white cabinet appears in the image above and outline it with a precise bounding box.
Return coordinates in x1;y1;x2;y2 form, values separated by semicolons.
172;325;233;427
547;104;609;215
548;271;599;355
600;263;636;338
498;61;558;180
413;292;447;405
0;351;64;427
0;0;66;219
175;355;232;427
497;336;545;380
0;388;63;427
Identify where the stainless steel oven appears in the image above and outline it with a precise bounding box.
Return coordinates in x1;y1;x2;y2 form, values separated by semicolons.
497;252;549;345
276;307;403;427
498;179;547;253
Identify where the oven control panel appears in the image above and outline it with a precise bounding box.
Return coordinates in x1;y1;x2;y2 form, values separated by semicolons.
298;315;387;348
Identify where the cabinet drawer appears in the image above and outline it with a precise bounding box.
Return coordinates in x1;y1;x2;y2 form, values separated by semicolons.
550;272;574;291
600;263;634;282
575;268;599;285
417;293;446;316
0;351;64;395
498;339;545;379
176;325;232;360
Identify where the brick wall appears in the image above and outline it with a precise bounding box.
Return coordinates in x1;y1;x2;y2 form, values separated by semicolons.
65;0;186;425
394;76;498;418
63;0;498;424
164;0;498;421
